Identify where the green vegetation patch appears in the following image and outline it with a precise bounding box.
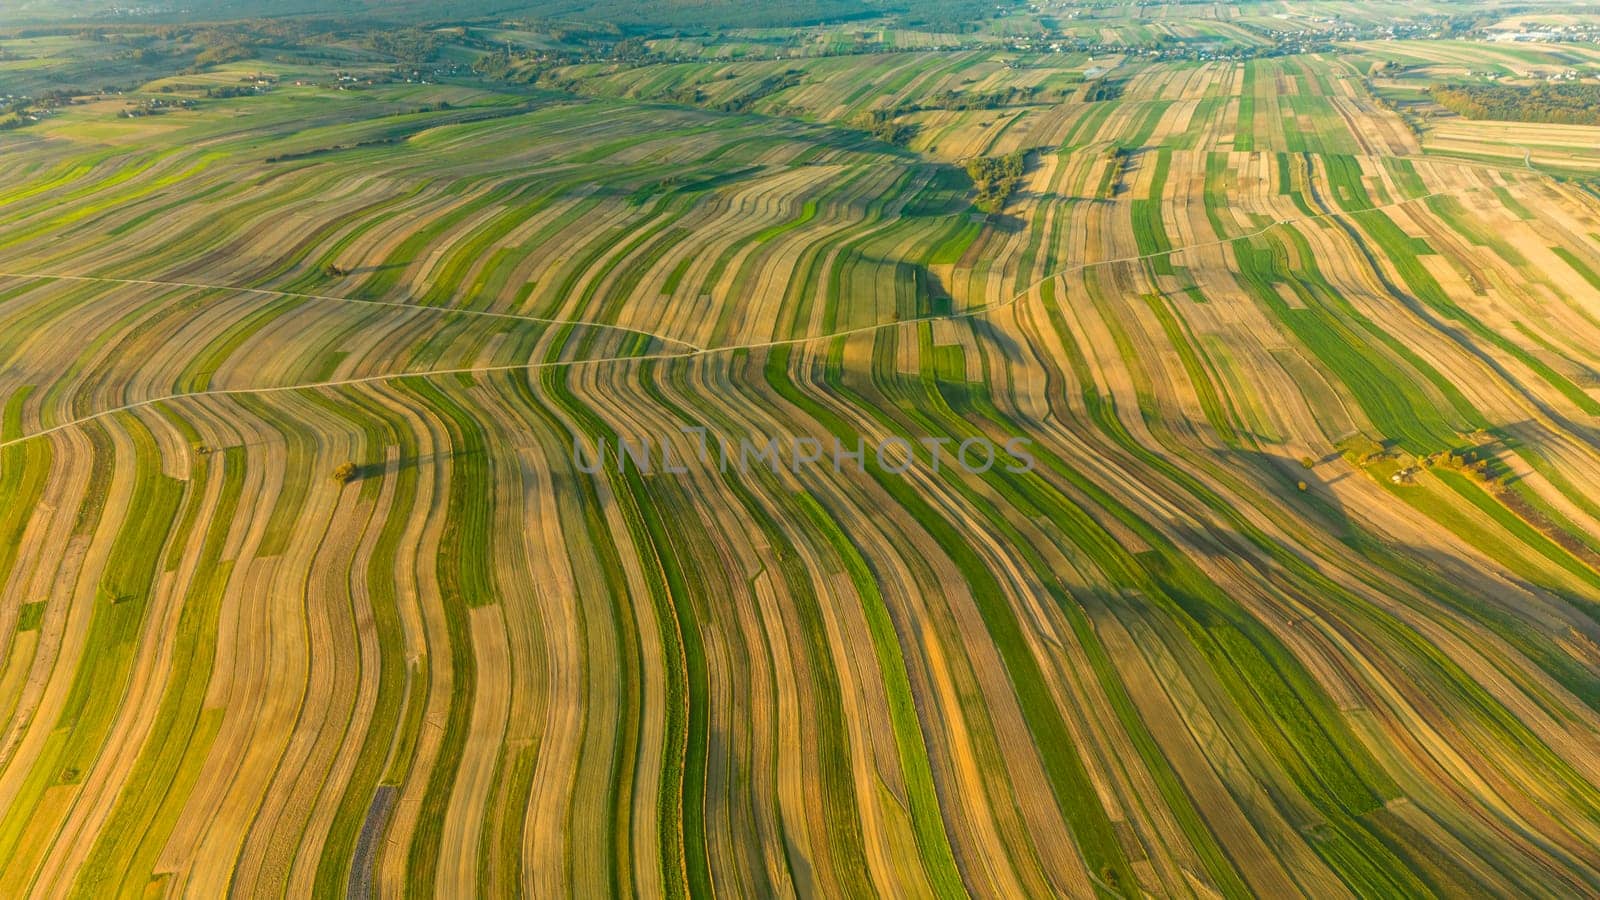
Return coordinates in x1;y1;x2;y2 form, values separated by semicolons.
16;602;45;632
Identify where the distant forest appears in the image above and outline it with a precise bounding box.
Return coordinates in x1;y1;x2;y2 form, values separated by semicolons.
1432;81;1600;127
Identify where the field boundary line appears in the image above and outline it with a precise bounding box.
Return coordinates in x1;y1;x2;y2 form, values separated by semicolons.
720;189;1453;352
0;189;1459;449
0;349;703;450
0;270;705;351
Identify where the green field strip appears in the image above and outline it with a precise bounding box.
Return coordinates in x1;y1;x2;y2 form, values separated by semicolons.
765;342;1141;897
0;148;175;224
1231;230;1472;452
0;148;120;211
1085;284;1600;819
0;152;225;253
1131;199;1176;278
234;393;317;557
531;366;703;898
1434;471;1600;597
0;413;185;889
2;385;33;445
311;389;424;896
752;198;820;245
1382;158;1428;201
418;181;555;309
1235;62;1257;152
393;378;490;895
1140;293;1240;445
0;436;51;608
1491;186;1535;221
1552;246;1600;293
355;180;524;302
15;601;45;632
1275;152;1317;217
1035;287;1472;896
792;490;968;898
73;446;242;896
1202;152;1237;240
1424;195;1528;267
1339;202;1600;418
906;329;1260;897
178;296;311;392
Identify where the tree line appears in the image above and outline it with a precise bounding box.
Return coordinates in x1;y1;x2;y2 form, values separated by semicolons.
1432;82;1600;127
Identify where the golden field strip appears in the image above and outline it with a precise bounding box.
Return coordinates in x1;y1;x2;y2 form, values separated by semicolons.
3;24;1600;899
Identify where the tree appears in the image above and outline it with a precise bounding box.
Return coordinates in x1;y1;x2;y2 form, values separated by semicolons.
333;462;359;484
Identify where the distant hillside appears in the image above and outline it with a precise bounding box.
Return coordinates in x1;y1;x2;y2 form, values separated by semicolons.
2;0;1008;32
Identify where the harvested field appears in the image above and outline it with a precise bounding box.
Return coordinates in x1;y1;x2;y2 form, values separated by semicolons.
5;7;1600;897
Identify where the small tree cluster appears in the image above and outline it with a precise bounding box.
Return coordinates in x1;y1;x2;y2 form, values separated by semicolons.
964;151;1026;214
859;109;915;146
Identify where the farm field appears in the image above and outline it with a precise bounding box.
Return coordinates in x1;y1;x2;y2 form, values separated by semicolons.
5;2;1600;897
